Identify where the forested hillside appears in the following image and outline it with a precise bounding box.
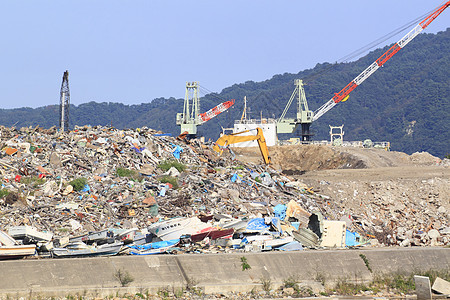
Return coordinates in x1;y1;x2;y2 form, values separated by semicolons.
0;29;448;157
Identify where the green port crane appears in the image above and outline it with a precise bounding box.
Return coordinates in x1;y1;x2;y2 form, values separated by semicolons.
176;81;235;136
276;79;314;141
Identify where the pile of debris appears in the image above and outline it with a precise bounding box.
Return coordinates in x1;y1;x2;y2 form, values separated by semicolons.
0;125;448;259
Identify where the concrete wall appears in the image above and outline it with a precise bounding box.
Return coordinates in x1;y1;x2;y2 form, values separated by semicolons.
0;247;448;298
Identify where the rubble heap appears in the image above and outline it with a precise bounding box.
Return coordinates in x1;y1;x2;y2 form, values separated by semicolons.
0;125;448;257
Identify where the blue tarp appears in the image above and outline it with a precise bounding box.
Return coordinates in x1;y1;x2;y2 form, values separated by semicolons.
290;222;300;231
82;185;90;193
231;173;238;183
129;239;179;252
276;241;303;251
239;237;249;246
170;143;183;159
246;218;270;232
273;204;287;221
159;186;167;196
132;146;145;153
345;229;361;247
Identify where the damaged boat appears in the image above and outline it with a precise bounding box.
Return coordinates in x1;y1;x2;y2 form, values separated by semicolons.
0;230;36;260
51;242;123;258
147;217;211;241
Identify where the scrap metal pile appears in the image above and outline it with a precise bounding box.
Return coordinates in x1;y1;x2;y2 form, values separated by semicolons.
0;125;448;259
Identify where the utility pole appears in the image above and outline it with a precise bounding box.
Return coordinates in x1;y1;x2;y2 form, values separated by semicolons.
59;70;70;132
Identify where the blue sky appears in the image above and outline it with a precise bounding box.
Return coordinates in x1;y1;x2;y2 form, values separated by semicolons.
0;1;448;109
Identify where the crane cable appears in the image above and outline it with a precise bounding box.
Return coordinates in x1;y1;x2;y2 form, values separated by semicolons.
302;4;441;84
197;84;236;130
198;85;229;103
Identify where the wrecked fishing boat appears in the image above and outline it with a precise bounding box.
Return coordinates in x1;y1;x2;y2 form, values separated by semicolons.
51;242;123;258
8;225;53;243
189;228;234;243
0;230;36;260
147;217;210;241
0;244;37;260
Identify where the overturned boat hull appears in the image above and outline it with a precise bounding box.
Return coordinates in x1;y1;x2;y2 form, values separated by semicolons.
190;228;234;243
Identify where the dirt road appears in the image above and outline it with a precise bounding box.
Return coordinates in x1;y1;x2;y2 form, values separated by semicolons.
299;165;449;181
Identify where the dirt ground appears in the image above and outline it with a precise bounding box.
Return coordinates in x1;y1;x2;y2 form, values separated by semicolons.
233;144;449;246
233;145;449;197
234;144;442;170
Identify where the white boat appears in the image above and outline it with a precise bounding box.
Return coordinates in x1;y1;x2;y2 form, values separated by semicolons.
69;233;89;243
117;228;139;243
244;235;273;243
8;226;53;242
51;242;123;258
132;233;152;245
0;244;36;260
64;241;91;250
0;230;17;246
129;245;175;255
219;218;248;231
69;229;114;244
0;231;36;260
263;236;294;248
88;229;114;242
148;217;210;241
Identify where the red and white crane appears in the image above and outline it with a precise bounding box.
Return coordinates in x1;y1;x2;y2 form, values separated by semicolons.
199;99;235;123
313;1;450;121
176;81;235;135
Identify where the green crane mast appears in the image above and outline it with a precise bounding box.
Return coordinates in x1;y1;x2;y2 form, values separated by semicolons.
276;79;313;141
176;82;201;135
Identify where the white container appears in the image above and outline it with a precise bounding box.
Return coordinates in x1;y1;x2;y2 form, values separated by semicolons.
320;220;346;248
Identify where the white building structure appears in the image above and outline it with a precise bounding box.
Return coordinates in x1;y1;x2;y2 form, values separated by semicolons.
231;118;278;147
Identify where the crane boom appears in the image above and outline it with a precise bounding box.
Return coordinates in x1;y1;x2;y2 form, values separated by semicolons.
199;99;235;123
313;1;450;121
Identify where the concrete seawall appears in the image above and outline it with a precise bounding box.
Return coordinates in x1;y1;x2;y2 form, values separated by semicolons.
0;247;448;298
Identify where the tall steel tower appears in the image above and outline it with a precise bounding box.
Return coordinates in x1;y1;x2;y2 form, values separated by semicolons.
175;81;235;136
59;70;70;132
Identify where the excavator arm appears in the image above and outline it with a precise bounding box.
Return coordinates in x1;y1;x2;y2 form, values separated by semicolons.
213;128;271;165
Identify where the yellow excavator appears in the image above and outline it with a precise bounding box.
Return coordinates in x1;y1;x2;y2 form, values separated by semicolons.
213;127;271;165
